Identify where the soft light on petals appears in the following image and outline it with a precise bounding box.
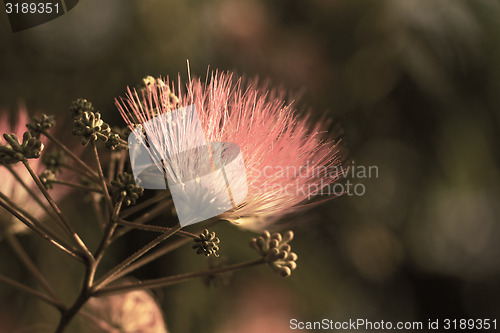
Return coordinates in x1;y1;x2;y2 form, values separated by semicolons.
117;71;343;229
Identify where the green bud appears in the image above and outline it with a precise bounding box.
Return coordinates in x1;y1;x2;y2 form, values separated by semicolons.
0;132;44;165
69;98;94;119
72;111;111;146
111;172;144;206
42;149;66;173
105;132;128;151
39;169;57;190
26;114;56;135
249;230;298;278
193;229;220;257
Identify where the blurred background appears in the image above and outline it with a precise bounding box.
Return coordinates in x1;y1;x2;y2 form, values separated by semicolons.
1;0;500;332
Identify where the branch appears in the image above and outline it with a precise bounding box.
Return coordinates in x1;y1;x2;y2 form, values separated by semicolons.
111;203;168;241
117;219;197;238
5;165;59;225
119;191;171;219
22;159;93;262
42;130;100;182
94;259;265;297
6;233;59;301
93;225;182;291
50;179;103;193
91;141;113;214
0;194;84;263
104;237;192;281
0;274;65;312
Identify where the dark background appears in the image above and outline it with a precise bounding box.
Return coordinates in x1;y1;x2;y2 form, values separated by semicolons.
1;0;500;332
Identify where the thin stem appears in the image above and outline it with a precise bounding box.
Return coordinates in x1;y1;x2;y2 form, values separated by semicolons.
108;221;220;281
103;237;192;281
93;225;182;291
50;179;103;193
54;198;125;332
119;191;171;219
94;259;265;297
55;270;92;333
42;130;100;181
112;203;168;241
0;274;65;312
107;152;117;183
91;194;106;231
5;165;59;225
91;141;113;213
117;150;127;175
6;233;59;301
55;194;124;332
61;163;97;181
93;198;123;266
111;197;123;221
56;245;99;332
0;194;84;263
22;159;93;261
117;219;197;238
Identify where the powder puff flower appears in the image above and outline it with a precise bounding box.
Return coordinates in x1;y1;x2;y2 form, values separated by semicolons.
0;108;71;235
84;289;168;333
116;71;342;230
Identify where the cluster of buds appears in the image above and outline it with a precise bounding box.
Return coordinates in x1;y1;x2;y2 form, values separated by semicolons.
72;110;111;146
70;98;110;145
111;172;144;206
42;148;66;173
38;148;67;190
39;169;57;190
0;132;44;165
137;75;157;90
138;75;179;104
69;98;128;150
249;230;298;277
193;229;220;257
69;98;94;118
105;126;129;151
131;76;179;121
26;114;55;136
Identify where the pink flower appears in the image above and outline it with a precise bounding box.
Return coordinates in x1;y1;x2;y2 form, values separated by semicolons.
0;107;70;234
117;71;342;229
85;290;168;333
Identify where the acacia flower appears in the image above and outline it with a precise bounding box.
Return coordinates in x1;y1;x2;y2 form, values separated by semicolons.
116;71;342;230
0;108;72;235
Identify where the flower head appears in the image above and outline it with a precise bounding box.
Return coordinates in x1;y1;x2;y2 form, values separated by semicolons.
69;98;94;119
0;108;73;235
116;71;342;229
111;172;144;206
193;229;220;257
250;230;297;277
72;110;111;146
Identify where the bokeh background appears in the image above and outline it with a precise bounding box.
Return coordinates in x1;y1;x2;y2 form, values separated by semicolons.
1;0;500;332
